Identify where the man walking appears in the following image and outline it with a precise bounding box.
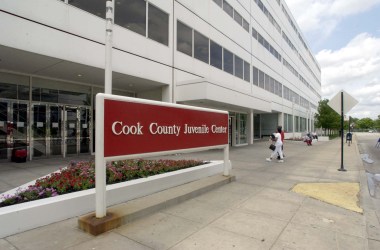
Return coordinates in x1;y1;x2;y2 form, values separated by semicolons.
267;130;284;163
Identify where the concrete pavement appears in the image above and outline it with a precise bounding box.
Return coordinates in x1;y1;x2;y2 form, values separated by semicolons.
1;136;380;249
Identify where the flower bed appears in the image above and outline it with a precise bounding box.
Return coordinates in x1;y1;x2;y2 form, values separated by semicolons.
0;159;206;207
0;160;224;238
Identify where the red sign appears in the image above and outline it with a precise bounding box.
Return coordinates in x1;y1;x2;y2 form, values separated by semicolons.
103;99;228;157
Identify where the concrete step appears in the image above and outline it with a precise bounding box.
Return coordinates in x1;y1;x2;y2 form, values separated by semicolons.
78;174;235;235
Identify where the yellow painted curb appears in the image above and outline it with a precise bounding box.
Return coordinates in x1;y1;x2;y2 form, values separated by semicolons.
292;182;363;213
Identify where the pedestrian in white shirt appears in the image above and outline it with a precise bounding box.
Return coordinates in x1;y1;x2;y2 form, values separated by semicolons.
266;132;284;163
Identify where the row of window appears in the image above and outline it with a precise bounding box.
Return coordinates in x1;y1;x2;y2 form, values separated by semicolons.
252;27;282;62
212;0;249;32
62;0;318;104
252;67;282;98
177;21;250;82
253;0;321;85
254;0;281;33
66;0;169;46
283;86;300;105
0;82;90;106
283;58;320;99
281;4;321;73
247;0;320;89
284;114;311;133
282;31;321;87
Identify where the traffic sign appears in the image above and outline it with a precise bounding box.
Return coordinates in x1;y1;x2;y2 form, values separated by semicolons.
328;90;358;115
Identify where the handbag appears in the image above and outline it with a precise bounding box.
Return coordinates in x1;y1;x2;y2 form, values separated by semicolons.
269;144;276;151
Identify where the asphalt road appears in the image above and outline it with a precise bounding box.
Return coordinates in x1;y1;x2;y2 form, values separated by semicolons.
356;132;380;174
355;131;380;217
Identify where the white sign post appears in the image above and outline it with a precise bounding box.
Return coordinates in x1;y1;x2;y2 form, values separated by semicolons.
95;94;230;219
327;90;358;171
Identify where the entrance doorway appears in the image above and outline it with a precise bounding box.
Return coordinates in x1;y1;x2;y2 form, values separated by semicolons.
0;101;29;160
64;106;91;157
31;105;91;159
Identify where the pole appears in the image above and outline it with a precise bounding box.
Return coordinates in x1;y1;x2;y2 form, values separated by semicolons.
223;145;230;176
105;0;113;94
338;91;346;171
95;96;106;218
95;0;114;218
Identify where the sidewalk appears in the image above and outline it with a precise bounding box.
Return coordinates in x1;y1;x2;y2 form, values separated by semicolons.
1;138;380;249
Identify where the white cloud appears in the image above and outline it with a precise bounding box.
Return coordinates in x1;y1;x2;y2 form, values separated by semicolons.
285;0;380;33
285;0;380;119
285;0;380;50
315;33;380;119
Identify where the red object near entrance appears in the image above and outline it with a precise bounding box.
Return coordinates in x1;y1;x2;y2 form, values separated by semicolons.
103;99;229;158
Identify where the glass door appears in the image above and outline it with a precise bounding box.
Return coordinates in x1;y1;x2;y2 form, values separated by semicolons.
50;105;63;156
65;106;78;156
12;102;29;154
228;117;232;146
32;104;47;157
79;107;90;153
254;114;261;139
0;101;9;159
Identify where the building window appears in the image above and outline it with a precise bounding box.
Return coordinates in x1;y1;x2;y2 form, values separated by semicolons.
252;27;258;40
223;48;234;75
223;1;233;18
69;0;105;18
243;19;249;32
114;0;168;46
0;83;17;99
244;61;250;82
258;70;264;88
213;0;222;7
148;4;169;45
264;75;270;91
210;40;223;70
252;67;258;86
194;31;209;64
115;0;146;37
233;10;242;25
177;21;192;56
234;55;243;79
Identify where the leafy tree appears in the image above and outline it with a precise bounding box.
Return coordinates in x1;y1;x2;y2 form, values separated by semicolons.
356;118;374;129
374;115;380;130
314;99;340;132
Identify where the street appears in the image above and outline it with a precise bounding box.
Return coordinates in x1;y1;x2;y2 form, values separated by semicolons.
356;132;380;173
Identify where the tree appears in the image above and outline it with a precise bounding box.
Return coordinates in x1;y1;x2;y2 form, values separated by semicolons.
374;115;380;130
356;118;374;129
314;99;340;134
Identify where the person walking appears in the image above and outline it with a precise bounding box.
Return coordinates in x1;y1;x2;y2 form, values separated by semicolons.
376;137;380;148
266;131;284;163
277;126;285;159
346;132;352;146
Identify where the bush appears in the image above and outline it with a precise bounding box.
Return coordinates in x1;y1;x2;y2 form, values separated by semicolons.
0;159;206;207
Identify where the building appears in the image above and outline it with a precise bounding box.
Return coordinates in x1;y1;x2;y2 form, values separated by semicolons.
0;0;321;161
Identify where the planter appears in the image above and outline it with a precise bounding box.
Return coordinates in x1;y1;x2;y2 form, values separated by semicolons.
0;160;224;238
318;136;329;141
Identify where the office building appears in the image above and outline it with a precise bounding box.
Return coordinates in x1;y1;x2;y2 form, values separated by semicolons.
0;0;321;161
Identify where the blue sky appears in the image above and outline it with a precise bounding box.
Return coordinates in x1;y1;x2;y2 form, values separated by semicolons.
286;0;380;120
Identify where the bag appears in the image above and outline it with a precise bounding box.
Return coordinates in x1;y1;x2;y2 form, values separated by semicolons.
269;144;276;151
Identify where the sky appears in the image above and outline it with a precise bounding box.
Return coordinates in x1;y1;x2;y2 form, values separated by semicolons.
285;0;380;120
